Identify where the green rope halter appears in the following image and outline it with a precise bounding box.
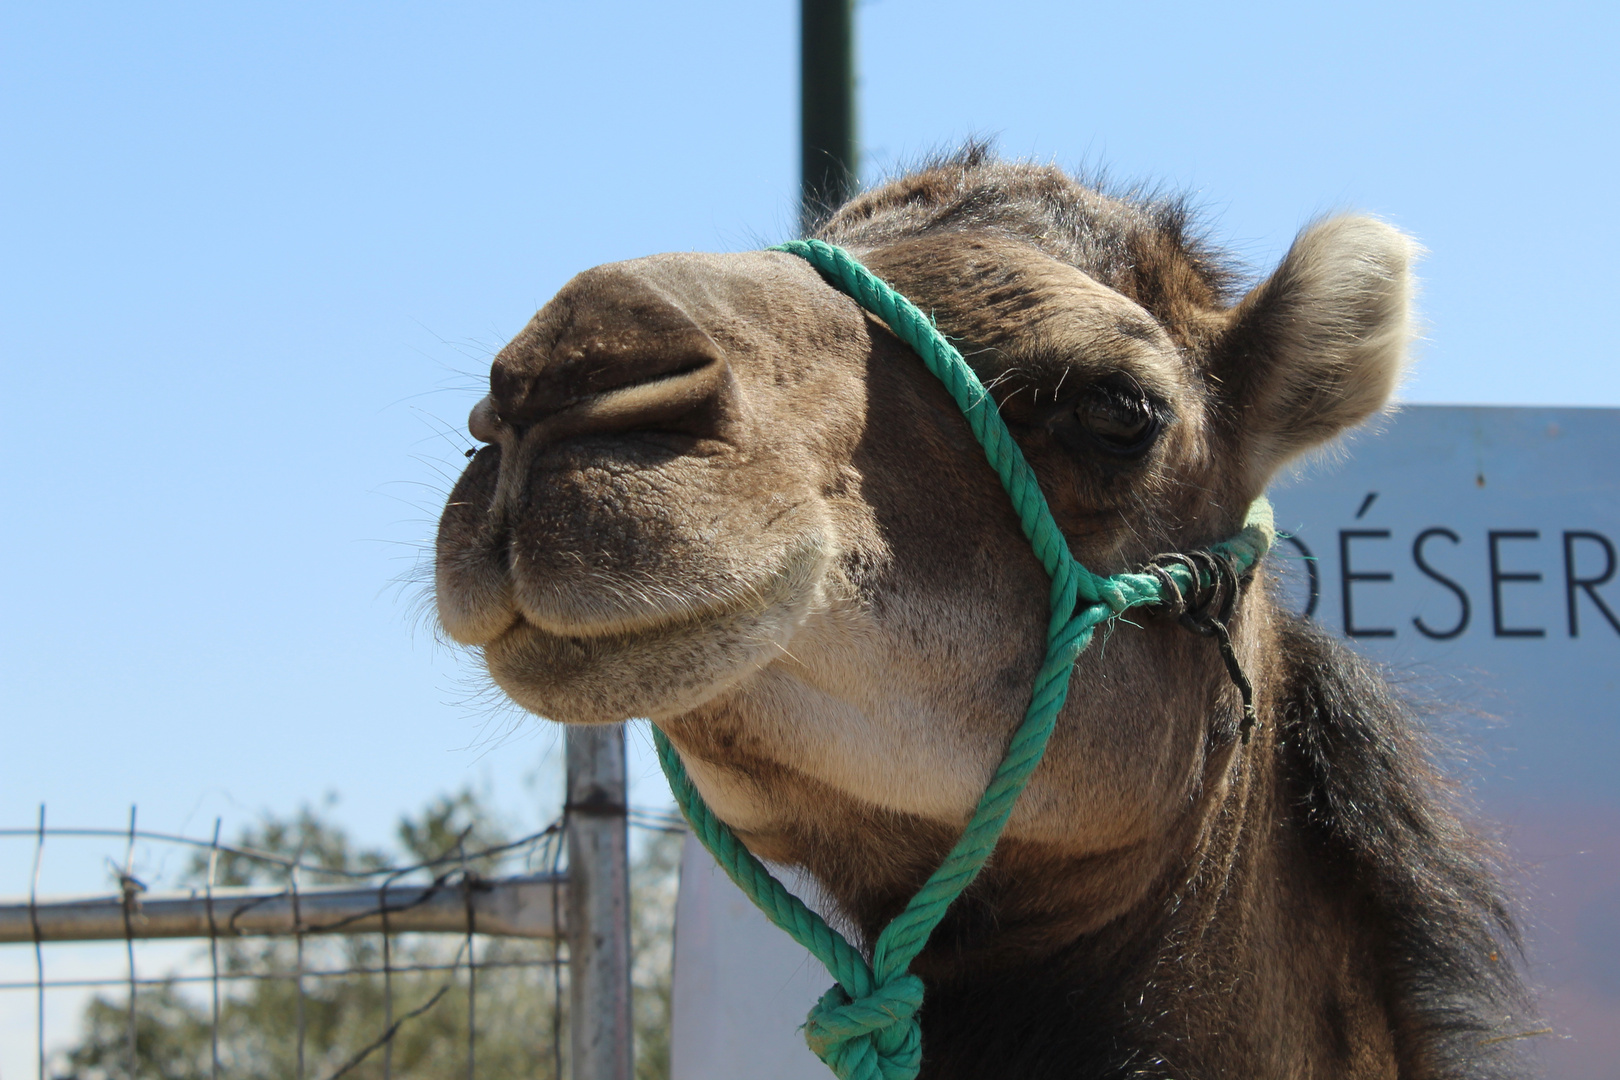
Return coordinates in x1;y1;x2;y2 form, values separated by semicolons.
652;239;1274;1080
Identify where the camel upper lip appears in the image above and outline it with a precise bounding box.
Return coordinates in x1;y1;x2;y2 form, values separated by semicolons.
484;525;829;647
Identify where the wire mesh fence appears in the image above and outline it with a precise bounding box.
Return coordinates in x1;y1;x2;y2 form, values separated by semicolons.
0;801;686;1080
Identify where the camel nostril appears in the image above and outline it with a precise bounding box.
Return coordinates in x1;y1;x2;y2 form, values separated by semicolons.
537;356;731;443
489;333;733;445
485;264;743;446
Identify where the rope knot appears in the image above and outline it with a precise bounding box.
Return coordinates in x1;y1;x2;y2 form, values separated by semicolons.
803;974;925;1080
1094;578;1133;614
1143;549;1262;742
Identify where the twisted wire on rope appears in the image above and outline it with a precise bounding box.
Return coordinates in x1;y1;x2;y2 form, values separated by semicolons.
653;239;1274;1080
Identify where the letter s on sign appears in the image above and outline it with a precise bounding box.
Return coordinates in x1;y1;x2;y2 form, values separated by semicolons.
1412;528;1471;640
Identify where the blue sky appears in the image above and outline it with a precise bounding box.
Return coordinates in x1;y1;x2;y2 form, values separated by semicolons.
2;1;1616;883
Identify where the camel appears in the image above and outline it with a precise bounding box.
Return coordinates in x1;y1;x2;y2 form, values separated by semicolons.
434;148;1532;1079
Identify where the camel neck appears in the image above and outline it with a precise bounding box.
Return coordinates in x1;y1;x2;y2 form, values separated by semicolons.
905;723;1389;1079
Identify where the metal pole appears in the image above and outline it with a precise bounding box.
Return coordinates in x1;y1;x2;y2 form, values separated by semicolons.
800;0;858;234
566;725;632;1080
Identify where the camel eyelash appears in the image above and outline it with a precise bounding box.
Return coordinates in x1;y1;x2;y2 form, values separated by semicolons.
1039;376;1168;460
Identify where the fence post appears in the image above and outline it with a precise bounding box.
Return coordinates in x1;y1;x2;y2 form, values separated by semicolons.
565;724;633;1080
800;0;858;234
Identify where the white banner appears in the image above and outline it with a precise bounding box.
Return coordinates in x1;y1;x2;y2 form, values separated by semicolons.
671;833;832;1080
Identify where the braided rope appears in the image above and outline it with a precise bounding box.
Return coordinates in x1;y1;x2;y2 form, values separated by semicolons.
653;239;1274;1080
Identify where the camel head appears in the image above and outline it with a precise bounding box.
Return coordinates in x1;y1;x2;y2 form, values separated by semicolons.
434;152;1416;951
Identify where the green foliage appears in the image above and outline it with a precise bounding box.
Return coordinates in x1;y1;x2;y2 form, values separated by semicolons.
58;983;211;1080
54;792;679;1080
191;798;390;889
394;791;511;875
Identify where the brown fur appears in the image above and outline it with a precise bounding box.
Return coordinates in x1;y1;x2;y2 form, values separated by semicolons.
435;148;1531;1077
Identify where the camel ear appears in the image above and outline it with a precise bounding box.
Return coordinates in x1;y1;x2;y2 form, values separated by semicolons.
1214;216;1418;481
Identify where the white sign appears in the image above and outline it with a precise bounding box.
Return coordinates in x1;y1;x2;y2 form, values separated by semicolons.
671;833;832;1080
670;406;1620;1080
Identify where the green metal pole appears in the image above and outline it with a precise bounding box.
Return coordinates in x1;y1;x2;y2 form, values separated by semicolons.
800;0;857;235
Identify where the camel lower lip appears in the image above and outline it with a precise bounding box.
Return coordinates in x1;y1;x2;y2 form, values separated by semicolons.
504;603;688;642
503;572;776;642
482;598;800;725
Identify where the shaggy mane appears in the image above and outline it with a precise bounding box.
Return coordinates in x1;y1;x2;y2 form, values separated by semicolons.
818;144;1242;338
1276;615;1534;1078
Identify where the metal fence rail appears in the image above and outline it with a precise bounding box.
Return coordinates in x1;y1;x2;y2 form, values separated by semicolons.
0;874;565;944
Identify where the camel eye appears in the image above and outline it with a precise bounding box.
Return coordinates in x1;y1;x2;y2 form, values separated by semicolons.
1038;376;1164;461
1070;382;1160;457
